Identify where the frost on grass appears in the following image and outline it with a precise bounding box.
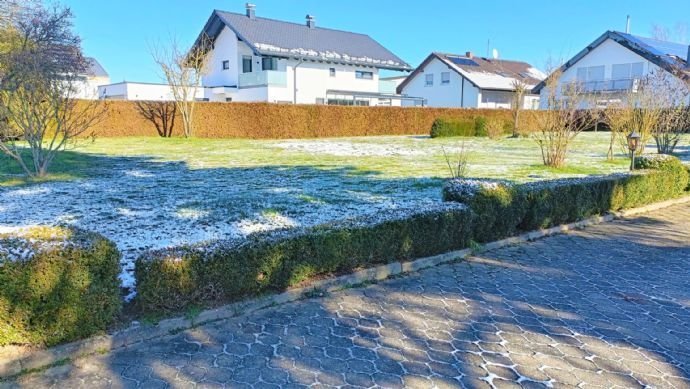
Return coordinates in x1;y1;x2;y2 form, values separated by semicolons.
0;158;444;298
0;226;75;263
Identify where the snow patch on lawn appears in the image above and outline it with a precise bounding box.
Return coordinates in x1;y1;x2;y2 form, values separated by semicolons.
270;140;428;157
0;157;444;299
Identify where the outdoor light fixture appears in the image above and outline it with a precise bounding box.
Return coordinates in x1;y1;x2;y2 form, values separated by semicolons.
627;131;641;171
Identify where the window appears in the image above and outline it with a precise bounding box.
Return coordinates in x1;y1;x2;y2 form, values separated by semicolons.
355;70;373;80
441;72;450;85
613;62;644;79
329;68;336;77
262;57;277;71
425;73;433;86
225;97;233;102
242;56;252;73
587;66;605;82
222;60;230;70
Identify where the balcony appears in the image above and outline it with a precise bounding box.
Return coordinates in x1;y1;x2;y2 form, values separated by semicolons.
378;79;398;94
572;78;641;94
239;70;287;88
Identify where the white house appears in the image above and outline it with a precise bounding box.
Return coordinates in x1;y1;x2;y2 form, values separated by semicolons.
73;57;110;99
397;52;545;109
533;31;690;108
190;4;422;106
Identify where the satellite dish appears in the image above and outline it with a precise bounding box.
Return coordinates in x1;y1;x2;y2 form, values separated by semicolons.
492;49;499;60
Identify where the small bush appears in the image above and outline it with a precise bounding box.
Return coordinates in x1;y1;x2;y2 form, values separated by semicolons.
634;154;683;170
474;117;488;137
485;117;511;139
0;227;121;347
430;117;477;138
135;207;473;314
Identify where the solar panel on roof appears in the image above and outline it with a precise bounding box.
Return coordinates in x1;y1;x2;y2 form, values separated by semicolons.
447;56;479;67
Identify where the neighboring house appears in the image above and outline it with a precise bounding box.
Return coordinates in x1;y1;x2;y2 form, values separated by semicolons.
73;57;110;99
192;4;422;106
397;52;545;109
533;31;690;109
97;82;206;101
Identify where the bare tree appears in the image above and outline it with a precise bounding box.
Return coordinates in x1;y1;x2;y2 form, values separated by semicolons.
135;100;177;138
510;79;527;137
604;70;690;156
533;68;595;168
0;4;106;177
151;35;211;138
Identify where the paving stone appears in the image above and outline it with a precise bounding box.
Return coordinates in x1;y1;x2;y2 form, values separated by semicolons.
7;203;690;387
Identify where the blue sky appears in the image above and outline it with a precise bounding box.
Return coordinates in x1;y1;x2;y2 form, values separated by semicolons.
62;0;690;82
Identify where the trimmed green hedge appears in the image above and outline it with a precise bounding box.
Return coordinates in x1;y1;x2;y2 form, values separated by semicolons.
135;207;473;313
430;117;484;138
134;155;689;316
443;155;689;242
0;227;121;347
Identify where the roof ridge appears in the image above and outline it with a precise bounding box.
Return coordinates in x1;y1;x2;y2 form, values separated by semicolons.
215;9;372;38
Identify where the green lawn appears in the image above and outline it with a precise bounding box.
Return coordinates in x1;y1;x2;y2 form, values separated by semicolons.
0;132;641;292
1;132;631;186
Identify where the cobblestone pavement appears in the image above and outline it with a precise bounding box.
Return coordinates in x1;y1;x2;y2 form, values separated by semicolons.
5;204;690;388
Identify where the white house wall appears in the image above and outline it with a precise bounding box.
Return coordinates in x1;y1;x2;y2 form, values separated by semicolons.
98;83;206;101
400;57;470;107
202;26;240;87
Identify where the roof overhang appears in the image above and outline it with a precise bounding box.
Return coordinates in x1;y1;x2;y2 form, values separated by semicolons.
193;10;412;72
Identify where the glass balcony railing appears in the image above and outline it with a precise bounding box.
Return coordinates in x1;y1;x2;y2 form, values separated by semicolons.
570;78;641;93
239;70;287;88
378;79;398;94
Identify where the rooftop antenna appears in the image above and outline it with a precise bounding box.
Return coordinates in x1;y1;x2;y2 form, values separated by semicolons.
626;15;631;33
486;39;490;58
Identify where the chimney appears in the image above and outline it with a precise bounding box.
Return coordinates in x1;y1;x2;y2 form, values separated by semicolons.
306;14;316;29
246;3;255;19
465;51;473;59
625;15;631;33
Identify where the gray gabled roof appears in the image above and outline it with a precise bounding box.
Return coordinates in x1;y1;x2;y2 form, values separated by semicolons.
533;30;690;93
398;52;545;93
84;57;108;78
195;9;411;71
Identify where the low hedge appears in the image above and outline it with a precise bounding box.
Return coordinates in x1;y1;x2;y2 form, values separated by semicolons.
135;155;689;316
430;116;491;138
134;206;473;313
0;227;121;347
443;155;689;242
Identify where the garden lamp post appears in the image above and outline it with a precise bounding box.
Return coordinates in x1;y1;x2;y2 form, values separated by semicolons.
627;131;641;171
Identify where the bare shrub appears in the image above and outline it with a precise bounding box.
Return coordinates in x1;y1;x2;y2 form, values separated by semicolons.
510;79;528;137
533;68;594;168
485;117;507;140
604;70;690;157
442;142;469;178
135;100;177;138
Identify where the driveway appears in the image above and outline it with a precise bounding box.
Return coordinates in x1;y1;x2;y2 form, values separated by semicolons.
5;203;690;388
